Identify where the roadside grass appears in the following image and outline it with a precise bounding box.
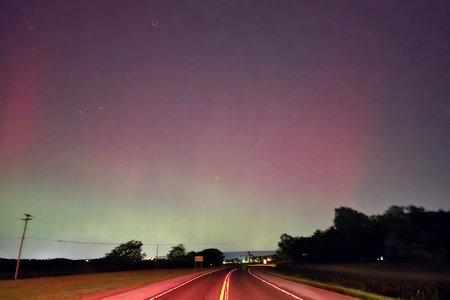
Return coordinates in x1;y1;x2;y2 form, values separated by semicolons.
288;263;450;282
266;262;450;300
0;269;201;300
262;268;396;300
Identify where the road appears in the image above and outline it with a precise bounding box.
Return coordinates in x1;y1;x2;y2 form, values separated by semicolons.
151;268;229;300
225;267;304;300
102;266;359;300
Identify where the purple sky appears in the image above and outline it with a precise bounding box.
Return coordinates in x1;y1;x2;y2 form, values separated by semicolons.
1;0;449;259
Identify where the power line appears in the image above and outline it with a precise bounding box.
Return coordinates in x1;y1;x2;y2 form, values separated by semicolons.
1;236;277;246
55;239;276;246
57;239;119;245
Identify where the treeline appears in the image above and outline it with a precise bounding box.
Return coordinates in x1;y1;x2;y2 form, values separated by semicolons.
0;256;219;280
0;258;124;279
0;241;224;279
277;205;450;263
165;244;224;267
104;241;224;267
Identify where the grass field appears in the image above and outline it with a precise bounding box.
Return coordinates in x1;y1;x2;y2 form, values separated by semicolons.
270;262;450;300
0;269;201;300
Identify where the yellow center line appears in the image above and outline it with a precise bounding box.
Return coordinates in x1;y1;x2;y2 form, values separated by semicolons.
219;268;238;300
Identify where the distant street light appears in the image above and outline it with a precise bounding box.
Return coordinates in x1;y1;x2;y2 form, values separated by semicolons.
14;214;33;280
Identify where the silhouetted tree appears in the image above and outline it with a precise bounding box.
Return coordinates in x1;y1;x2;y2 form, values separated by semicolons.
186;251;196;262
277;205;450;263
198;248;224;266
105;240;146;261
333;207;374;261
167;244;187;261
277;233;298;260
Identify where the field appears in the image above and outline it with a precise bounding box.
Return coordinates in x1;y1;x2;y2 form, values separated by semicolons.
271;262;450;300
0;268;200;300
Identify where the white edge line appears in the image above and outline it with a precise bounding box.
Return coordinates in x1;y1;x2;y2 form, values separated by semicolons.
147;269;223;300
248;268;304;300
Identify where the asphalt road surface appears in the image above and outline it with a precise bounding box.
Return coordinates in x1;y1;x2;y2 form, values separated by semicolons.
103;266;358;299
151;268;229;300
150;267;295;300
226;267;303;300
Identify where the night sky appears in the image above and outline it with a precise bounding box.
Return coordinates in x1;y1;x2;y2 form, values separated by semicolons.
1;0;449;259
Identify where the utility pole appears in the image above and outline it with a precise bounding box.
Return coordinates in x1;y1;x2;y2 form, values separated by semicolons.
14;214;33;280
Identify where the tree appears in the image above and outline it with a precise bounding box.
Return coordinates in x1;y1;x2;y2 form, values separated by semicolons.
105;240;146;261
198;248;224;266
167;244;187;261
385;205;406;218
277;233;298;261
277;206;450;264
334;207;374;261
334;207;370;234
186;250;197;261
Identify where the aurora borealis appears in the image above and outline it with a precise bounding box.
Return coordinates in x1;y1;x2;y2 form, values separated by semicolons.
1;0;449;259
